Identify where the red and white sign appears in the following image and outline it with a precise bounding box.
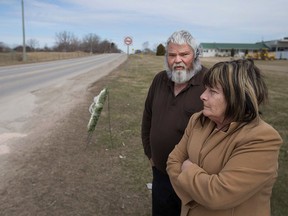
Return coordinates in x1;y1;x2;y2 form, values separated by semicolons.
124;36;133;45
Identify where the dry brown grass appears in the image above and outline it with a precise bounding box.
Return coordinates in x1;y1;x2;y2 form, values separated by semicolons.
0;54;286;215
0;51;90;66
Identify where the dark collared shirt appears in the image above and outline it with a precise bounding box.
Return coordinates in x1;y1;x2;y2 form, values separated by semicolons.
141;67;207;173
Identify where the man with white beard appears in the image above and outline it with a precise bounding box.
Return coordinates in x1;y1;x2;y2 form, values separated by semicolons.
141;30;208;216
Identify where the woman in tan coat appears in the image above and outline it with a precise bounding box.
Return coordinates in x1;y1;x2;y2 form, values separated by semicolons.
166;59;283;216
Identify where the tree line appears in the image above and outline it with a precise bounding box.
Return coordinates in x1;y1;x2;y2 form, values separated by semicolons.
0;31;121;54
0;31;168;55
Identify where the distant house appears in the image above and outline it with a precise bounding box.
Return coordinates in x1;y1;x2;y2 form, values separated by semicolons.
263;37;288;59
199;42;268;58
264;37;288;51
200;37;288;59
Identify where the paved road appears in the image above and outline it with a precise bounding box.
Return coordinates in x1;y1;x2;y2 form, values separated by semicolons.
0;53;127;145
0;54;125;99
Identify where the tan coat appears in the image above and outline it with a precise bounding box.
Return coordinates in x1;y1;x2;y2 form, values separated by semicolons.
167;112;282;216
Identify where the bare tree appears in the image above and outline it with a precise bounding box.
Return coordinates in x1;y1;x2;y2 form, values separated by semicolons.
54;31;121;53
0;42;11;52
70;36;81;52
142;41;149;51
55;31;79;52
26;38;39;51
98;40;111;53
82;33;100;53
142;41;153;53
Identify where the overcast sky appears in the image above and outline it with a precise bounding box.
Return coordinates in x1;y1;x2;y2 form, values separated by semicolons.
1;0;287;52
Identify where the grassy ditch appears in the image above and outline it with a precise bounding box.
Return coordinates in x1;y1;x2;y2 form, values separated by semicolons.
89;54;163;215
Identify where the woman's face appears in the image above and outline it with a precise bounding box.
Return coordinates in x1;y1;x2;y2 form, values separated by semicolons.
200;83;227;127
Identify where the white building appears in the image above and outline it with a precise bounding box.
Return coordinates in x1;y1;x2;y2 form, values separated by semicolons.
200;37;288;59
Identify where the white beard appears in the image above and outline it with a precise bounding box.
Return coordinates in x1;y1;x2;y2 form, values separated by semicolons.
165;56;202;84
171;69;189;84
170;62;195;84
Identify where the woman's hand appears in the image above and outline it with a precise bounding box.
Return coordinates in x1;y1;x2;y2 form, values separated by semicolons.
181;159;193;171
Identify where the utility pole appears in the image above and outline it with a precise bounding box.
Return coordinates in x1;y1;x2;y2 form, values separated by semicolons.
21;0;27;62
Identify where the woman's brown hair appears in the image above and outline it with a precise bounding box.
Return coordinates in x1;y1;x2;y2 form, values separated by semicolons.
203;59;268;123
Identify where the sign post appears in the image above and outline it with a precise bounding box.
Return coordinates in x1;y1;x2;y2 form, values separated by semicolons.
124;36;133;54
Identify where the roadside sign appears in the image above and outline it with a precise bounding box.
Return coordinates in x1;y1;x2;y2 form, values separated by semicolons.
124;36;133;45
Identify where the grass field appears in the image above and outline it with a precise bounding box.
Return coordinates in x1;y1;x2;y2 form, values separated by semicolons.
1;54;287;215
93;55;287;215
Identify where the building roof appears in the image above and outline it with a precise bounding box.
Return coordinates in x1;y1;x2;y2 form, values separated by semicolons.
200;42;269;50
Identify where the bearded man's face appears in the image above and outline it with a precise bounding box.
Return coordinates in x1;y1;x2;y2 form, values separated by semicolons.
166;43;195;84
